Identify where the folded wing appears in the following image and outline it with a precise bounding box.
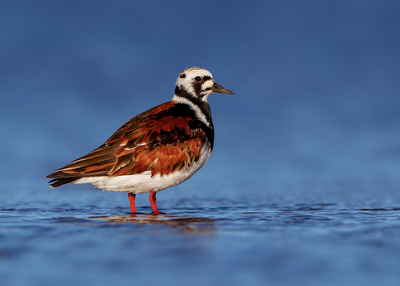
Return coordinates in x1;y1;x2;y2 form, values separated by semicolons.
47;102;208;187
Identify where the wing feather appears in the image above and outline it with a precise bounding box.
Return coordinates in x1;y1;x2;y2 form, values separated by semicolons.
47;101;211;188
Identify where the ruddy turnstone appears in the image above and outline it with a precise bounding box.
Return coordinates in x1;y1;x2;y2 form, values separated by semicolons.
47;66;234;214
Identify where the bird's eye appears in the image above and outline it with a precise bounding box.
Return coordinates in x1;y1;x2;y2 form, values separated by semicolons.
194;76;201;82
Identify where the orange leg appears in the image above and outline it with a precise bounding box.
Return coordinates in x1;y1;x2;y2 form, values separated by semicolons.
128;193;136;213
149;191;161;215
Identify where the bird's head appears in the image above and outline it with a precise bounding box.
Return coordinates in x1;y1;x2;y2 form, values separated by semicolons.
174;66;234;102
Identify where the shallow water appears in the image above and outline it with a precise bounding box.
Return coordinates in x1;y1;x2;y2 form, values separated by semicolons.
1;183;400;286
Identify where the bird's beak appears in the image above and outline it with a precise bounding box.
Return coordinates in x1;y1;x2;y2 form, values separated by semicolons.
212;82;235;95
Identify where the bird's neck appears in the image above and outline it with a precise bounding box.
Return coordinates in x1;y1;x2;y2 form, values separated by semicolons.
172;86;213;129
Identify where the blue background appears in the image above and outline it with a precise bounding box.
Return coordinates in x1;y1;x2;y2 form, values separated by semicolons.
1;1;400;286
0;1;400;189
1;0;400;188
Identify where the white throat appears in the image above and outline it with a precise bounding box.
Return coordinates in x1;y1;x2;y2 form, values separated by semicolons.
172;95;212;128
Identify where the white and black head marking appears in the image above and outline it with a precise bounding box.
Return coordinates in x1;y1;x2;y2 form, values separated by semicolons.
174;66;234;102
172;66;234;129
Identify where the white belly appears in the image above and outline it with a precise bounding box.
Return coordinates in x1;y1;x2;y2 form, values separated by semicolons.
73;142;212;193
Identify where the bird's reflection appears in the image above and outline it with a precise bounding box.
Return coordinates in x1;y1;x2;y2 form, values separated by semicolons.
90;214;216;234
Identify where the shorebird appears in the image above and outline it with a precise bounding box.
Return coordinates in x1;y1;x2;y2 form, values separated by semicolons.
47;66;234;214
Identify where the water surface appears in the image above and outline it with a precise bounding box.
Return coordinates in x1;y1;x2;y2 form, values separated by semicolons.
1;183;400;286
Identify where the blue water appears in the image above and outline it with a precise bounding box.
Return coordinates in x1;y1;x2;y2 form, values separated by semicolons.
1;181;400;286
1;1;400;285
